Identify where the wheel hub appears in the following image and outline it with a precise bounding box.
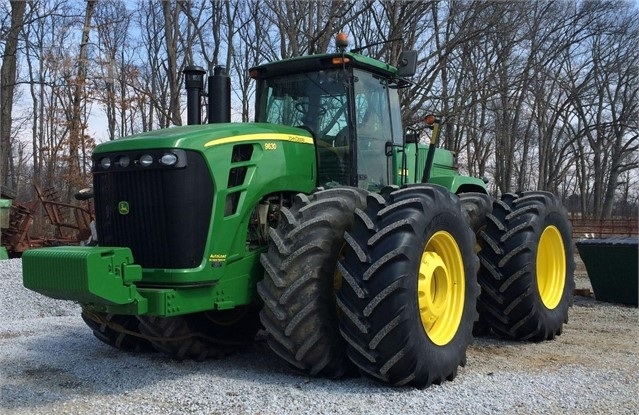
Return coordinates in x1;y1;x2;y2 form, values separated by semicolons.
536;225;566;309
417;231;465;346
418;252;449;322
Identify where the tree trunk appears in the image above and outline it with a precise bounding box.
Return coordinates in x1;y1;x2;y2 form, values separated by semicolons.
68;0;96;196
162;0;182;126
0;1;26;189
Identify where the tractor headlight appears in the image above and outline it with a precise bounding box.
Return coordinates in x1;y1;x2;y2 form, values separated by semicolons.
139;154;153;167
160;152;178;166
116;155;130;168
100;157;112;169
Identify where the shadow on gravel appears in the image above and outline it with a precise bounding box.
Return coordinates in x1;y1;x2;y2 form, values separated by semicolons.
5;295;635;412
0;321;392;412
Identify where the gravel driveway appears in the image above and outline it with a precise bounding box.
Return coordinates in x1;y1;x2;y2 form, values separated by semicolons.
1;257;637;414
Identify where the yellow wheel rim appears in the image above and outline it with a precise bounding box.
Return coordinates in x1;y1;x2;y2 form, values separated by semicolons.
536;225;566;309
417;231;465;346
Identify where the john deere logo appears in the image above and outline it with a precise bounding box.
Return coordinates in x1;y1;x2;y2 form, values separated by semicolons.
118;201;130;215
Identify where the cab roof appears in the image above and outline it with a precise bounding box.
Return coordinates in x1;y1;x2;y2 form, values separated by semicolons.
249;52;398;80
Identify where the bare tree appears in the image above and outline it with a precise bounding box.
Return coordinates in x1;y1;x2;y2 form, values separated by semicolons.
231;0;265;121
3;0;637;218
263;0;359;59
93;0;132;140
66;0;96;195
135;1;164;130
21;0;72;188
161;0;184;126
570;4;639;218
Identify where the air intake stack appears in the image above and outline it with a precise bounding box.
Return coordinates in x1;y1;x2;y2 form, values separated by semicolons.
183;66;206;125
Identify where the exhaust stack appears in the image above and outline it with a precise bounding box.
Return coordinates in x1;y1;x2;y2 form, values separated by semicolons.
208;66;231;124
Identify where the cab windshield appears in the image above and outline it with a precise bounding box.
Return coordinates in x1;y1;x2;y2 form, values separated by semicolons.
257;68;401;190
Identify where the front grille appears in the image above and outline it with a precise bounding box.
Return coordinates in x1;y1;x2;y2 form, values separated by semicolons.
93;150;213;269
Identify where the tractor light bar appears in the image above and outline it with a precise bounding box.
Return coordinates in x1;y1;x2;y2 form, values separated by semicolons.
93;149;188;172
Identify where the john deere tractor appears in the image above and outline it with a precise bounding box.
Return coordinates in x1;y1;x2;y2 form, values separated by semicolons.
22;34;574;388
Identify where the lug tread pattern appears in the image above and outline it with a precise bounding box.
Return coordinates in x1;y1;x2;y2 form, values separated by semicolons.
338;184;479;388
476;191;575;341
258;187;367;378
137;315;213;361
81;309;154;352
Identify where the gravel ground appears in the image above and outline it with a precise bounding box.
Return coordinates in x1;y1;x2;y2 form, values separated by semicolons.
1;256;637;415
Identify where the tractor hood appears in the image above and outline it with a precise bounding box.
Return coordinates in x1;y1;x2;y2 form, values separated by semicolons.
93;123;314;154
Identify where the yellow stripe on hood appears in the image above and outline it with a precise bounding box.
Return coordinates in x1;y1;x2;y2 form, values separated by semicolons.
204;133;313;147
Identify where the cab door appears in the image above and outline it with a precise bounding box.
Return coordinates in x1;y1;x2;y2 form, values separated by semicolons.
352;69;403;191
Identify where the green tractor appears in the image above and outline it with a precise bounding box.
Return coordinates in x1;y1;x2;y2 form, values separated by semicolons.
22;34;574;388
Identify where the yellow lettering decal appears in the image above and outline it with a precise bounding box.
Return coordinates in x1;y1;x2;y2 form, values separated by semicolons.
209;254;227;262
204;133;313;148
287;135;306;143
264;142;277;150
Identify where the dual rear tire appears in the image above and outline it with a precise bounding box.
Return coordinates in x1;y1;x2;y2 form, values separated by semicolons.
258;184;480;387
337;185;479;387
259;186;574;387
476;191;575;341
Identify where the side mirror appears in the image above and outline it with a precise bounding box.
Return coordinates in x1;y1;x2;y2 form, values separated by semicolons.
405;127;419;144
405;132;418;144
396;50;417;77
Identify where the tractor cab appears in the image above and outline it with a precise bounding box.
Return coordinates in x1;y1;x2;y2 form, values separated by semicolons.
251;49;410;191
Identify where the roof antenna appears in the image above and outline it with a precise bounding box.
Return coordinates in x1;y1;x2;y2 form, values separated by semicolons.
351;37;403;54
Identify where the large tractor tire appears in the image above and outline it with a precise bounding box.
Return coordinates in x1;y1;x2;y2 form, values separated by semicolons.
458;192;493;237
137;306;261;360
258;187;367;378
337;184;479;388
458;192;494;336
81;308;154;352
477;191;575;341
